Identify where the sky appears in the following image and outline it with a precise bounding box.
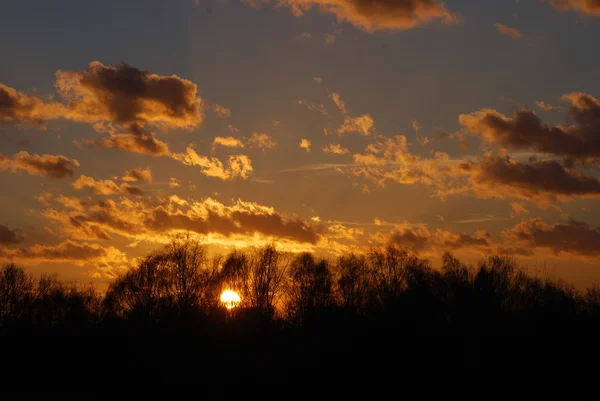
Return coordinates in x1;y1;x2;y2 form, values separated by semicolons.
1;0;600;289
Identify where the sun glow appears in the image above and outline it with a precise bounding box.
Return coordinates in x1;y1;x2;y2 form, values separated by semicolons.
220;290;241;309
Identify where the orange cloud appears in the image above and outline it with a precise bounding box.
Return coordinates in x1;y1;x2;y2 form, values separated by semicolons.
0;240;131;278
212;136;245;150
269;0;459;32
42;195;319;247
297;99;330;116
248;132;277;151
337;114;374;135
546;0;600;15
494;23;524;39
73;175;144;196
172;145;253;180
299;138;312;152
329;92;347;114
322;143;349;155
0;83;65;128
84;130;171;156
121;167;152;183
0;151;80;179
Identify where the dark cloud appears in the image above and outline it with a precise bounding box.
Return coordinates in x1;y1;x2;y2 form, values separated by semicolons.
504;218;600;256
0;224;23;245
459;93;600;162
388;225;491;252
460;156;600;201
55;61;203;129
85;130;170;156
0;151;80;179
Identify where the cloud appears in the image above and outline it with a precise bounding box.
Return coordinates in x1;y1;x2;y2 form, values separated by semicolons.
42;195;319;246
337;114;374;135
510;202;529;215
55;61;203;130
228;124;240;133
297;99;330;116
0;83;65;127
213;136;245;150
329;92;347;114
327;223;364;241
172;145;253;180
375;222;491;253
73;175;144;196
0;240;130;277
121;167;152;183
0;224;23;245
84;126;171;156
457;156;600;202
459;93;600;162
546;0;600;15
0;151;79;178
297;31;313;40
299;138;312;152
314;77;323;84
494;23;524;38
322;143;349;155
169;177;180;188
503;218;600;257
212;104;231;118
248;132;277;151
535;100;561;111
324;32;337;45
263;0;459;32
36;192;54;207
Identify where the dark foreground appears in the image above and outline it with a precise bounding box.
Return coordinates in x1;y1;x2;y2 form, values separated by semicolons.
1;241;599;389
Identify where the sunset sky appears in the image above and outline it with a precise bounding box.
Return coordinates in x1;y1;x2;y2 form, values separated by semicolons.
1;0;600;289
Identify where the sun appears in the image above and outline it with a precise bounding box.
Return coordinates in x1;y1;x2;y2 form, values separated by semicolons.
220;289;241;309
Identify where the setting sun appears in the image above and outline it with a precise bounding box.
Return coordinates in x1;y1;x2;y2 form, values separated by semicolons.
220;290;241;309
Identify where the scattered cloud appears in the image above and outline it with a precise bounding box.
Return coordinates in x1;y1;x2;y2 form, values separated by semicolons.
213;136;245;150
337;114;374;135
172;145;253;180
169;177;180;188
121;167;152;183
299;138;312;152
322;143;349;155
212;104;231;118
248;132;277;151
329;92;347;114
297;99;329;116
73;175;144;196
0;151;79;179
535;100;561;111
495;23;524;38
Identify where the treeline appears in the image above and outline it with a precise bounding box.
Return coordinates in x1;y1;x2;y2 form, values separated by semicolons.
2;239;599;335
